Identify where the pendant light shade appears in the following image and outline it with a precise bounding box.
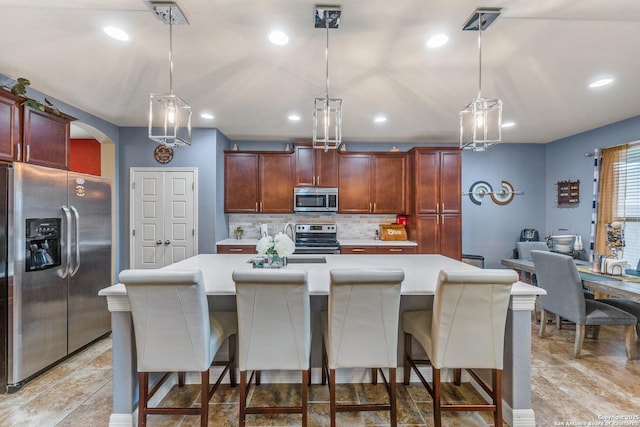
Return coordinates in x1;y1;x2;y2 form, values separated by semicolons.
148;2;192;147
459;8;502;152
312;6;343;152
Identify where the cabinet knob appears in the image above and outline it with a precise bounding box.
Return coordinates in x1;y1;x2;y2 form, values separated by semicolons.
164;240;171;245
352;248;365;252
229;248;242;252
156;240;162;245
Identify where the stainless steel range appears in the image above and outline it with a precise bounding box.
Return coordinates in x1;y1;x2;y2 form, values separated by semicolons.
294;224;340;254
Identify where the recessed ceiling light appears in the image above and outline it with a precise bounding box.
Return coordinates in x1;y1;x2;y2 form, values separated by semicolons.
269;31;289;46
426;34;449;49
374;116;387;124
589;77;614;88
502;121;515;128
200;113;214;120
103;26;129;41
288;114;301;121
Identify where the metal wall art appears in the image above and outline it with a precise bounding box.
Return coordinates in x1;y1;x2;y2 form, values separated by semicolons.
465;180;523;205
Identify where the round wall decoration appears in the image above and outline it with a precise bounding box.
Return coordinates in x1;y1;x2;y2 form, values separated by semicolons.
153;145;174;164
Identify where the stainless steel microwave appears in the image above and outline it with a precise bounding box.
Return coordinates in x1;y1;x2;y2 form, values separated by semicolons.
294;187;338;212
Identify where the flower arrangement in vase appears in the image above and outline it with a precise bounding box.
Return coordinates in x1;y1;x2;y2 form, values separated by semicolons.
256;232;295;268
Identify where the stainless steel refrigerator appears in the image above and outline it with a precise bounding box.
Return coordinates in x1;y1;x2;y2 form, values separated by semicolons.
0;162;112;392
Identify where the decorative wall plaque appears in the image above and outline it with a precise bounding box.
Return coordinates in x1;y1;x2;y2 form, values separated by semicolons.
153;145;173;164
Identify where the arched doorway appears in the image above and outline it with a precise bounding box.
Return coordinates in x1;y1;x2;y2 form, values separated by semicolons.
70;122;116;282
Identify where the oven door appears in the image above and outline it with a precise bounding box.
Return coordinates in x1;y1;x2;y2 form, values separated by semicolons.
294;246;340;255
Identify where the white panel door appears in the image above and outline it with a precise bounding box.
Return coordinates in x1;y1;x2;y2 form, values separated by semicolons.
163;171;195;265
131;168;198;269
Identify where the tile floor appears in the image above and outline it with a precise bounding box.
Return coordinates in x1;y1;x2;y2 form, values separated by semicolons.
0;320;639;426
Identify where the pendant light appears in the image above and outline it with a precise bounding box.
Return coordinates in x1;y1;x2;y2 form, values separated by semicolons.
312;6;343;152
459;8;502;152
148;1;192;147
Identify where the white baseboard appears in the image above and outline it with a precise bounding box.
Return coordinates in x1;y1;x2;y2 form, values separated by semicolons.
108;413;133;427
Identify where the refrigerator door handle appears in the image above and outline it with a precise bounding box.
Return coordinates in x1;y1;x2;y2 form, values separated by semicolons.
61;205;72;278
70;206;81;276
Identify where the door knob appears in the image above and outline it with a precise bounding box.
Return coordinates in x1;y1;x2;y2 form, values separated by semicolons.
156;240;162;245
164;240;171;245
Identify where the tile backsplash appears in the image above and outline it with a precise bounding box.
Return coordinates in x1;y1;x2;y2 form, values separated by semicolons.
228;214;399;240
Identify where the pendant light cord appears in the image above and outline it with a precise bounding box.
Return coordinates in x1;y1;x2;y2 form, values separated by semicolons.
169;6;174;94
477;12;483;99
325;13;330;100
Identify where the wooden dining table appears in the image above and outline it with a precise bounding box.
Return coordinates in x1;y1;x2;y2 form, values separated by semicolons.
501;257;640;303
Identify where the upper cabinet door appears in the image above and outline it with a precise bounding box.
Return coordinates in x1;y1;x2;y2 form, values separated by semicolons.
225;153;260;213
338;154;372;213
22;106;71;170
294;143;338;187
440;151;461;214
372;154;405;213
415;150;440;214
315;148;338;187
0;90;20;163
260;153;294;213
294;145;315;186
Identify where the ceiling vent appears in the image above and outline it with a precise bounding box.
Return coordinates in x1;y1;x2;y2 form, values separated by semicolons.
148;1;190;25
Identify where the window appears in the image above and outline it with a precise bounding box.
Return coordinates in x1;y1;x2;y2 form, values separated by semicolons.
597;143;640;270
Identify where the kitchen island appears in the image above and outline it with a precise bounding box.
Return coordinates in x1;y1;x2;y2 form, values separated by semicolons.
99;253;543;427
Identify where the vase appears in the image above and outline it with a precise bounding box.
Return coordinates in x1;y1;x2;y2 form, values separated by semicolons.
267;253;283;268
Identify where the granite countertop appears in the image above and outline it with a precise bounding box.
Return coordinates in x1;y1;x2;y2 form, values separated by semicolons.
216;238;417;247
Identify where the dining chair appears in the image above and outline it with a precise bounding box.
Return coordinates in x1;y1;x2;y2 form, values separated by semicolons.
530;250;637;359
321;268;404;427
402;269;517;427
516;241;549;261
119;269;237;427
598;297;640;336
232;269;311;427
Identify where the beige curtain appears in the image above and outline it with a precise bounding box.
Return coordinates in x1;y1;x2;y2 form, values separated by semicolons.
595;145;627;255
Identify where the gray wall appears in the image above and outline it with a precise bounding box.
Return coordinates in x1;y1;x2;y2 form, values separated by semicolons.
545;116;640;254
461;144;546;268
117;127;229;270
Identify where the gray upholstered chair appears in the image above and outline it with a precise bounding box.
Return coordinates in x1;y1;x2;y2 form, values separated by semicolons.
516;241;549;261
321;268;404;427
403;269;517;427
119;269;237;427
232;269;311;427
598;298;640;336
530;250;637;359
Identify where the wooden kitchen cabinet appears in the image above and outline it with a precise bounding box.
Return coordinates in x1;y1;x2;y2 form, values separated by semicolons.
377;246;417;254
414;214;461;259
224;152;294;213
340;245;417;255
340;246;378;254
294;142;338;187
21;105;73;170
216;244;257;254
407;148;461;259
0;90;20;163
413;149;461;215
338;153;406;214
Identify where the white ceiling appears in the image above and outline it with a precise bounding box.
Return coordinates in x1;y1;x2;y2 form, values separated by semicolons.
1;0;640;144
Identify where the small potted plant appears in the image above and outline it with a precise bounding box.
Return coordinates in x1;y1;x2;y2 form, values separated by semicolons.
234;226;244;240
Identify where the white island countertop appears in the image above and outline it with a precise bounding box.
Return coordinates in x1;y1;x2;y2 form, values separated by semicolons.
101;253;542;298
